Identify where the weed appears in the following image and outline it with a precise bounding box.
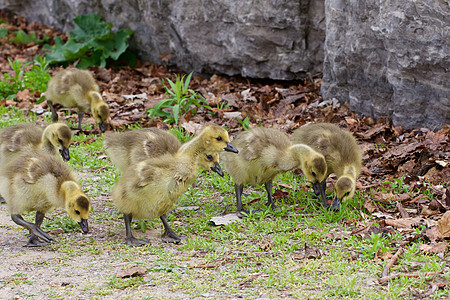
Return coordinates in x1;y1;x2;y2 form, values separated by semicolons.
44;14;135;68
0;56;51;100
383;175;409;194
360;232;392;259
147;72;210;125
236;116;250;130
10;29;50;44
0;27;7;38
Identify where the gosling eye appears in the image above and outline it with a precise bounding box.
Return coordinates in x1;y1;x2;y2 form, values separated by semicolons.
206;155;213;160
58;138;63;144
311;171;316;177
216;136;223;141
75;210;80;215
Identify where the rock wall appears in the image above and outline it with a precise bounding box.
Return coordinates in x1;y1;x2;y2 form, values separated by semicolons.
0;0;325;80
0;0;448;128
322;0;449;129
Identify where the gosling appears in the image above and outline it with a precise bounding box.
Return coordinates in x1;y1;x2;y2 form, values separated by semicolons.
220;127;327;214
111;125;237;246
46;68;110;132
0;151;90;246
292;123;362;210
104;127;223;175
0;123;72;164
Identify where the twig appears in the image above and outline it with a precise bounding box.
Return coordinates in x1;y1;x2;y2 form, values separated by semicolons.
239;272;264;286
378;270;444;284
381;247;404;277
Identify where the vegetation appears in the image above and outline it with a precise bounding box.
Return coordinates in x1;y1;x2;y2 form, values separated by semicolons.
0;56;51;100
44;14;135;68
147;72;211;125
0;108;447;299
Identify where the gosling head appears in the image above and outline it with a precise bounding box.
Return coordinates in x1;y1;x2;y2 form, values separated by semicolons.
43;123;72;161
199;124;238;153
62;181;91;233
89;91;110;133
335;175;355;202
199;153;223;176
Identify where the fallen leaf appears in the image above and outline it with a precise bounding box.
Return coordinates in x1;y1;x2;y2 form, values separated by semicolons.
116;267;147;278
372;192;396;203
384;217;422;229
210;213;242;226
272;189;289;200
438;211;450;238
16;89;33;102
419;242;447;255
363;198;377;213
304;243;326;259
428;199;446;213
423;226;443;242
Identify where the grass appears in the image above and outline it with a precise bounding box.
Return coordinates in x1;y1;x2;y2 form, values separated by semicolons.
0;106;448;299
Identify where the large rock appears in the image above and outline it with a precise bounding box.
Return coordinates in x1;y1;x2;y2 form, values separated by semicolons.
322;0;449;129
1;0;448;129
0;0;325;80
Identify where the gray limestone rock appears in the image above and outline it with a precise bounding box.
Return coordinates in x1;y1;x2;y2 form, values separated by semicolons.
322;0;449;129
1;0;448;128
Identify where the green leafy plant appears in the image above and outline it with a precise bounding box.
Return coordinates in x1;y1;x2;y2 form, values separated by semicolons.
0;56;51;101
44;14;135;68
10;30;49;44
237;116;250;130
0;28;7;38
383;175;409;194
147;72;210;125
360;232;392;259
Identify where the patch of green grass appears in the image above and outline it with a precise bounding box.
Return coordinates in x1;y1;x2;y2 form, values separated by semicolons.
0;56;51;101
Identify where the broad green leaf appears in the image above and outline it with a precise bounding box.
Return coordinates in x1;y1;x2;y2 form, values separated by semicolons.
0;28;7;38
184;72;193;93
173;104;180;124
71;14;112;43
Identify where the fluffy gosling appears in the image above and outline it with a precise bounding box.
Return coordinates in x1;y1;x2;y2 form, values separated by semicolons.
220;127;327;213
111;125;236;246
0;123;72;164
0;151;90;246
46;68;110;132
292;123;362;210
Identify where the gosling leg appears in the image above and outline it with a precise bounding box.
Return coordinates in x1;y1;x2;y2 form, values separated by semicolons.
26;211;51;247
264;180;278;210
124;213;149;247
47;100;59;122
11;214;54;246
77;111;84;131
235;183;249;215
160;214;181;243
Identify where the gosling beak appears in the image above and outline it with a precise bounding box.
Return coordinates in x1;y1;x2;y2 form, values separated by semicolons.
78;218;89;233
312;181;328;209
59;147;70;161
210;162;224;177
224;142;239;153
331;198;340;211
98;122;106;133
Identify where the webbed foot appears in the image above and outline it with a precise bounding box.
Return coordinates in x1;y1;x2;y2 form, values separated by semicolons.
25;235;51;247
161;230;182;244
126;236;150;247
